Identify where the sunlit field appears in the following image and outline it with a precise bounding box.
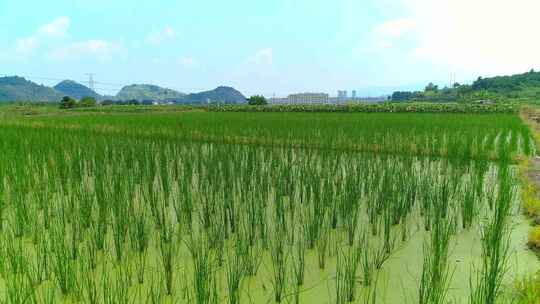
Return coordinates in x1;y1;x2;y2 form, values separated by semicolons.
0;108;536;303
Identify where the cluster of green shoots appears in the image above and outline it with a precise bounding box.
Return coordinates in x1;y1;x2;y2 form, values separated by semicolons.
0;112;525;303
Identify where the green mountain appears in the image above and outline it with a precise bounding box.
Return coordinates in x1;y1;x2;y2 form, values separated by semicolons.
114;84;246;104
0;76;247;104
0;76;63;102
391;69;540;102
185;86;246;104
471;69;540;98
115;84;186;101
54;80;101;100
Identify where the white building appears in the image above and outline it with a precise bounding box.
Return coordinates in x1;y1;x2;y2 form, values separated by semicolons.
287;93;329;104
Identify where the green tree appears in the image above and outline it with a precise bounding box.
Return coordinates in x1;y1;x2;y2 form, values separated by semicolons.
247;95;267;105
80;96;97;107
425;83;439;92
59;96;76;109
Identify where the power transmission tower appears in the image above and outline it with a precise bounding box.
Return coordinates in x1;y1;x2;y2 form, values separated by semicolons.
85;73;95;91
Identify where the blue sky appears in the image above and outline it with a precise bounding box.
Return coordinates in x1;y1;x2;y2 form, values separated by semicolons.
1;0;539;97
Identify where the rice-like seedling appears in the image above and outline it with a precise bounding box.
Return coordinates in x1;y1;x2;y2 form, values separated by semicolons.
342;187;361;247
469;165;514;304
114;265;134;304
317;214;330;270
80;263;99;304
0;108;533;304
336;245;361;303
111;187;129;263
0;177;10;232
186;232;219;304
418;215;454;304
225;242;245;304
292;231;306;286
270;225;288;303
4;273;37;304
159;236;176;296
41;283;57;304
50;224;77;295
128;189;150;284
147;272;166;304
4;231;26;274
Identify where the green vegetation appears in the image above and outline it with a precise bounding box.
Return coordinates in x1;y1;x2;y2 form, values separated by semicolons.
59;96;97;109
0;76;62;102
10;109;532;162
210;102;519;113
54;80;101;100
391;69;540;102
0;106;537;303
247;95;267;105
0;77;247;104
115;84;186;101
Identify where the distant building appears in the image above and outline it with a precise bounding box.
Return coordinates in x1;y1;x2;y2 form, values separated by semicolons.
337;90;348;102
288;93;329;104
352;90;357;100
269;97;289;104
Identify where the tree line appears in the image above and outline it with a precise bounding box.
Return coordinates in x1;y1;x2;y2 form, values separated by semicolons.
391;69;540;102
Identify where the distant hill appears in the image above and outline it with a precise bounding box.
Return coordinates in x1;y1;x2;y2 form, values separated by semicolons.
185;86;246;104
471;69;540;98
0;75;247;104
0;76;62;102
115;84;186;101
391;69;540;102
54;80;101;100
114;84;246;104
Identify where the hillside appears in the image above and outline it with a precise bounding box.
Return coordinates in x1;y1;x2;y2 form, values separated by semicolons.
54;80;101;100
185;86;246;104
0;77;63;102
391;69;540;102
114;85;246;104
471;69;540;98
115;84;186;101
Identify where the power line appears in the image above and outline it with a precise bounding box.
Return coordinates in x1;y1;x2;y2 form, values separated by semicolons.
85;73;95;91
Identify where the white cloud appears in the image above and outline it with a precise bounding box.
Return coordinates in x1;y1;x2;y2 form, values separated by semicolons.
373;18;416;38
48;39;121;61
370;18;417;51
15;37;38;54
37;16;70;38
397;0;540;76
146;26;176;44
11;16;71;57
246;48;273;65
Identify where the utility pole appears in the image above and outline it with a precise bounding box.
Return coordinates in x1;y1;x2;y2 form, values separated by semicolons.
85;73;95;91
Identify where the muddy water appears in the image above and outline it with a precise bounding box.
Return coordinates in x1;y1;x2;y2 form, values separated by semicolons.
238;215;538;304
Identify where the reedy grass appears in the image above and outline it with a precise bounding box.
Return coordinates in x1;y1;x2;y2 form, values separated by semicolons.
186;231;219;304
316;214;330;270
418;215;455;304
225;241;245;304
469;165;514;304
292;231;306;287
336;245;361;303
0;110;530;304
269;222;288;303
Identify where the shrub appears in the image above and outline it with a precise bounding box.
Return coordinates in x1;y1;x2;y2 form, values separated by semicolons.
59;96;76;109
528;226;540;250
